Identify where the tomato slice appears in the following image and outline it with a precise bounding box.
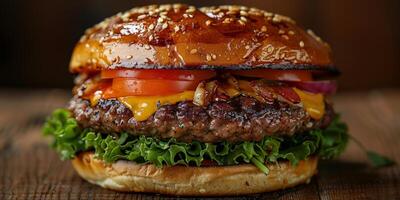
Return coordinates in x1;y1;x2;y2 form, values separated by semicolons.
231;69;313;81
106;78;200;97
101;69;216;81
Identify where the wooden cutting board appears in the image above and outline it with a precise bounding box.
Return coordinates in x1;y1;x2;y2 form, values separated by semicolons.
0;89;399;199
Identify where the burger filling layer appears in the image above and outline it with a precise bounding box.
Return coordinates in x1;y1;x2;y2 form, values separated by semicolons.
44;69;347;174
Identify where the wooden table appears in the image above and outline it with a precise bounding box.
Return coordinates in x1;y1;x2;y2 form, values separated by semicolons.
0;89;399;199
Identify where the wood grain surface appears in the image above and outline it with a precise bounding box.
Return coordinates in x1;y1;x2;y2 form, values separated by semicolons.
0;89;399;200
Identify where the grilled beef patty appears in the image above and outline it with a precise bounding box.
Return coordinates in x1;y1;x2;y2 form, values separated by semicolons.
69;95;334;143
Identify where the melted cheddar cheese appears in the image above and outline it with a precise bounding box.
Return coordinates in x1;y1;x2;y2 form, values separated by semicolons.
118;91;194;121
293;88;325;120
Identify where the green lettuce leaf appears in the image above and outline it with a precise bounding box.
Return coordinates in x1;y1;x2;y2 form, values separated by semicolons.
43;109;349;174
366;151;395;167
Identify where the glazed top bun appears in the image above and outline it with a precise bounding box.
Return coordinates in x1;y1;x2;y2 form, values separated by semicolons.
70;4;337;74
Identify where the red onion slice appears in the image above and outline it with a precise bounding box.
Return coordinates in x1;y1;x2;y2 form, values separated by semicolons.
285;81;337;95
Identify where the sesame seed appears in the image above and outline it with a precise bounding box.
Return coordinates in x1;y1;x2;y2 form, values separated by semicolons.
162;23;168;30
137;14;146;20
288;31;295;35
126;55;133;59
206;54;212;61
190;49;198;54
228;6;240;12
148;35;154;41
240;10;248;16
121;12;131;21
223;18;232;24
261;26;267;32
174;25;180;32
264;12;273;18
245;45;250;49
272;15;280;23
282;35;289;40
205;20;212;26
249;10;262;16
157;17;164;23
272;14;296;24
186;6;196;13
148;24;155;30
212;8;221;14
211;54;217;60
240;16;247;22
299;41;305;47
278;30;285;34
249;7;258;12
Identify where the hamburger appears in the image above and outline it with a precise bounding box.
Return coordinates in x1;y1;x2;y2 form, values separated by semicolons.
43;4;348;196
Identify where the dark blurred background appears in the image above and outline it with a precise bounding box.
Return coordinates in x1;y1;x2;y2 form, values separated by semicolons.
1;0;399;91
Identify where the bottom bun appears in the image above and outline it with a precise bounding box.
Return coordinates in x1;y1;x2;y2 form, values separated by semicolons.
72;152;318;196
